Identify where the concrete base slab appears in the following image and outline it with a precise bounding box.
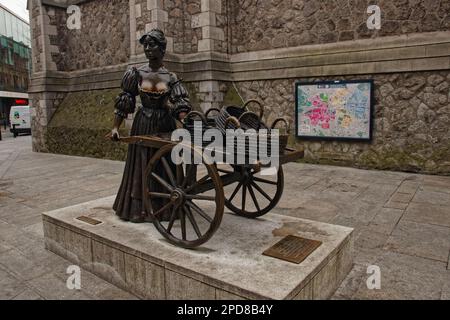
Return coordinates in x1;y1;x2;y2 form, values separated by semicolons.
42;196;353;300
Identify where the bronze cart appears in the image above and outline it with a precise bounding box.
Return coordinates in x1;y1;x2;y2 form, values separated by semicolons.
119;101;304;249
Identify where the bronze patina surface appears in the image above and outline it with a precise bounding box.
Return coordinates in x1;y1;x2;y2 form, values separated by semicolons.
108;29;305;248
263;235;322;264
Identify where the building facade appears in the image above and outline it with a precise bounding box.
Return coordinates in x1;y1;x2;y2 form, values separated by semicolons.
0;4;31;125
28;0;450;174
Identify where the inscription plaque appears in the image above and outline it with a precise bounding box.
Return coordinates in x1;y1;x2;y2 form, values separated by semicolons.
76;216;102;225
263;235;322;264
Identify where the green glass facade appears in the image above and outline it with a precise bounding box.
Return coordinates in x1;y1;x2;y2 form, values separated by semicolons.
0;4;31;127
0;5;30;47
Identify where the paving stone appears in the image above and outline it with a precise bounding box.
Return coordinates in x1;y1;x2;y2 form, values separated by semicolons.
15;237;70;269
1;211;42;228
0;241;13;254
356;184;397;205
353;227;389;265
441;270;450;300
330;215;367;229
421;184;450;195
11;288;43;300
1;228;42;250
412;190;450;206
423;175;450;188
2;134;450;300
331;263;367;300
23;222;45;238
384;220;450;263
337;202;382;225
272;201;339;223
396;181;420;194
403;203;450;228
383;201;409;210
27;272;93;300
283;175;322;190
354;251;447;300
0;249;51;281
368;207;404;235
389;192;414;203
0;196;21;208
0;268;28;300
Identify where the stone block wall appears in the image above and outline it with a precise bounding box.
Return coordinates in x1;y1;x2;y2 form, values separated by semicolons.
167;0;201;54
135;0;169;55
134;0;210;54
54;0;130;71
230;0;450;53
30;1;43;73
165;0;190;53
187;80;232;112
234;71;450;174
28;0;450;174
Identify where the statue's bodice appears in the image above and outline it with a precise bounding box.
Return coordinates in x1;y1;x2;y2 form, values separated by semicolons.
138;69;172;112
115;65;189;120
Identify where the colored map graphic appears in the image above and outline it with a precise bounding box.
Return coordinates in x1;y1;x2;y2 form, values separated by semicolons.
296;82;372;139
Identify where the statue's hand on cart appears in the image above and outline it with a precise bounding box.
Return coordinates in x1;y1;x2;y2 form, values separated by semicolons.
110;127;120;141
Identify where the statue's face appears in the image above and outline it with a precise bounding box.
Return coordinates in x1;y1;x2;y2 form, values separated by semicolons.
143;37;164;61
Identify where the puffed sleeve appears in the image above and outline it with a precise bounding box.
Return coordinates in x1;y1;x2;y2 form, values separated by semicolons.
114;67;140;118
169;73;192;119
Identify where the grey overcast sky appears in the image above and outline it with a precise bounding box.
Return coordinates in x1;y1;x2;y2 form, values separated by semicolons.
0;0;29;22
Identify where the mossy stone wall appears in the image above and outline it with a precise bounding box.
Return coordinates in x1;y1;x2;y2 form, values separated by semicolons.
46;89;128;161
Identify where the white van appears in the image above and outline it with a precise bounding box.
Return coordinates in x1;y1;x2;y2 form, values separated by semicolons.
9;105;31;137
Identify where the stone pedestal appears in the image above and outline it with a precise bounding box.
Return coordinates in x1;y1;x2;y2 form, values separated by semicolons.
42;196;353;300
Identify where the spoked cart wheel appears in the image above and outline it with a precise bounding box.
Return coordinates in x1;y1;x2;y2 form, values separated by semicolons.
143;144;224;248
217;164;284;219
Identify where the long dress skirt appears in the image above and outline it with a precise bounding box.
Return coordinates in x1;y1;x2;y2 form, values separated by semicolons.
113;107;176;221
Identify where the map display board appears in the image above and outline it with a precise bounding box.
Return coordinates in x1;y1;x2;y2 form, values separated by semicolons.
295;80;373;141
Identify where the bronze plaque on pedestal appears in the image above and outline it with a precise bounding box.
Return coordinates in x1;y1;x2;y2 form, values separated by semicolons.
263;235;322;264
76;216;102;225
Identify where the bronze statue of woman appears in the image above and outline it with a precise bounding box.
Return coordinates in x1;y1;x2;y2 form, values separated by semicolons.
111;29;191;223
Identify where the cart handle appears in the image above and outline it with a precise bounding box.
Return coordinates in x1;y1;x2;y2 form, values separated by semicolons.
224;116;241;129
185;111;208;124
243;99;264;120
271;118;291;134
239;111;262;130
204;107;221;119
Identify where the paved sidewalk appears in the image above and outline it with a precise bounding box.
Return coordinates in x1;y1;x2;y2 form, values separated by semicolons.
0;135;449;299
0;135;136;299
